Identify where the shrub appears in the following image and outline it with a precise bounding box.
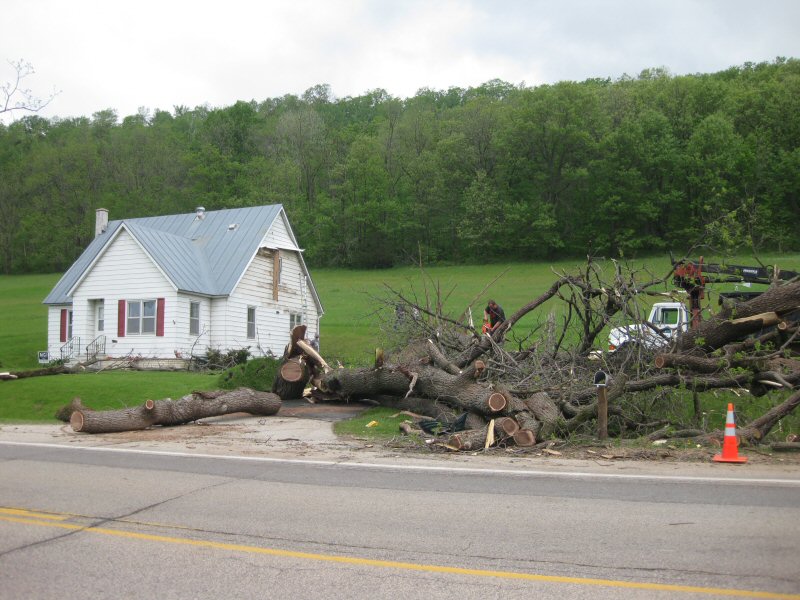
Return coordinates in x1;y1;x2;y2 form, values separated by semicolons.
218;357;281;391
197;347;251;371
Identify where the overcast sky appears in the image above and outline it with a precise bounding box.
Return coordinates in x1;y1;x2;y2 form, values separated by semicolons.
2;0;799;123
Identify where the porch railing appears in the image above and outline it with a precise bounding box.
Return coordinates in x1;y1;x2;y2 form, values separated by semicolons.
85;335;106;361
60;337;81;361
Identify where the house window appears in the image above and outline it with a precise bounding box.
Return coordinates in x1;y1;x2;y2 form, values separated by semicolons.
67;310;73;339
127;300;157;335
247;306;256;339
289;312;303;331
97;303;105;332
189;302;200;335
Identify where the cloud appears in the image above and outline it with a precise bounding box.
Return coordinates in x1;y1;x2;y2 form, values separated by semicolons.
1;0;798;121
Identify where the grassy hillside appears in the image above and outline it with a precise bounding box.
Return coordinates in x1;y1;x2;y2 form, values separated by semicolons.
3;253;800;369
0;274;57;370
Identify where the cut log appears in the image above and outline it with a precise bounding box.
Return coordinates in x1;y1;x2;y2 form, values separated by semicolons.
487;392;507;412
770;442;800;452
512;411;542;438
493;416;520;438
447;427;490;451
319;364;515;418
272;357;310;400
70;387;281;434
522;392;564;439
512;429;536;446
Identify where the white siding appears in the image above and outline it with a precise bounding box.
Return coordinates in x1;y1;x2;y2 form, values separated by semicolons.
263;212;298;250
174;294;211;360
70;230;177;359
224;249;320;357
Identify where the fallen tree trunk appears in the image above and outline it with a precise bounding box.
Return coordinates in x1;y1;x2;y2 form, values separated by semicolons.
319;364;513;418
678;282;800;351
447;427;491;451
739;389;800;445
70;388;281;434
5;364;70;379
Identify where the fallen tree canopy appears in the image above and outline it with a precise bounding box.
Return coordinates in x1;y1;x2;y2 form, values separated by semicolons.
298;256;800;451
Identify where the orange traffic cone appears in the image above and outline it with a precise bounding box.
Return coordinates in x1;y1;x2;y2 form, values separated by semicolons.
713;403;747;464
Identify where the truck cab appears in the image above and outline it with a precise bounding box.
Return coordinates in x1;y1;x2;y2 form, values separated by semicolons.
608;302;689;352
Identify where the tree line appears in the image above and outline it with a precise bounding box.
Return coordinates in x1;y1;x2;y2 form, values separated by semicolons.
0;57;798;274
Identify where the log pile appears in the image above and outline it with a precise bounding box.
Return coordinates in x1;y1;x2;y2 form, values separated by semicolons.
295;257;800;451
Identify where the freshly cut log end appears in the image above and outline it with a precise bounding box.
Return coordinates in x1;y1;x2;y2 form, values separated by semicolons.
513;429;536;447
494;417;519;437
144;399;155;411
654;355;667;369
70;411;85;432
280;359;306;383
487;392;507;413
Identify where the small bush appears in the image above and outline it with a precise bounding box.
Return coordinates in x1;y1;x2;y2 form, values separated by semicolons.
218;357;281;391
197;347;251;371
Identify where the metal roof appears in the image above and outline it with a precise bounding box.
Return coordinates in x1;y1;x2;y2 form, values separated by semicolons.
43;205;321;312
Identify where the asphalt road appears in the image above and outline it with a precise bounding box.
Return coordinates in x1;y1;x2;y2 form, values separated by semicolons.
1;443;799;599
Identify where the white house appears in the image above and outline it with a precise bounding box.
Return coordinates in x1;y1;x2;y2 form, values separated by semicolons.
43;205;323;366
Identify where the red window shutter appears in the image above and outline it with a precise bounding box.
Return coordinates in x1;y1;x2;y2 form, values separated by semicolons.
118;300;126;337
156;298;165;337
59;309;68;342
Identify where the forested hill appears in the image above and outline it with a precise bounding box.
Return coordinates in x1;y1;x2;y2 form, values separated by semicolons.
1;58;798;274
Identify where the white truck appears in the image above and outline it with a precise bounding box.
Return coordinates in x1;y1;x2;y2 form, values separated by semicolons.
605;258;799;354
607;302;689;352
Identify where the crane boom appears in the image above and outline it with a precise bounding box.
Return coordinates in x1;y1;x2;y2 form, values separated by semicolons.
672;257;799;329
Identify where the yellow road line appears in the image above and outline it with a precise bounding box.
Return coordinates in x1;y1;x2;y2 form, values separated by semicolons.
1;514;797;599
0;507;68;520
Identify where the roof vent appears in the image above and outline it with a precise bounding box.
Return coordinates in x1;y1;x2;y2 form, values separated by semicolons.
195;206;205;220
228;223;239;231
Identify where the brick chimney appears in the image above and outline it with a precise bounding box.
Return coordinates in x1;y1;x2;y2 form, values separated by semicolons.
95;208;109;238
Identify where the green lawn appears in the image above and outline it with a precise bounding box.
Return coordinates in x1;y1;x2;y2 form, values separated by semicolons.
2;253;799;424
0;371;219;422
